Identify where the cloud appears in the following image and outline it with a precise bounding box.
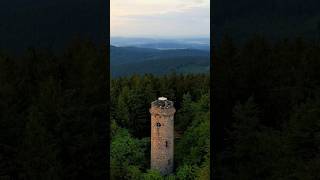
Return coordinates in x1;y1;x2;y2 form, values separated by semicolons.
117;6;209;21
110;0;210;37
111;0;209;15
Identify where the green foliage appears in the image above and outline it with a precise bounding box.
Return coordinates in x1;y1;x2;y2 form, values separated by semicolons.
142;169;163;180
19;106;61;180
224;97;281;179
111;73;209;138
214;36;320;179
111;118;119;138
110;46;209;77
164;174;176;180
175;93;194;131
126;165;142;180
0;40;108;179
111;128;147;180
116;87;130;127
176;164;197;180
274;98;320;180
176;93;210;167
110;74;210;179
195;155;210;180
232;97;260;136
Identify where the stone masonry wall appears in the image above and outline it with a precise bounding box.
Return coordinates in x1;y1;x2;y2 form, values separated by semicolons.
150;102;175;175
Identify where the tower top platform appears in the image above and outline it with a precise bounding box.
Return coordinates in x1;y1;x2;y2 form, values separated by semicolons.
158;97;167;101
151;97;174;109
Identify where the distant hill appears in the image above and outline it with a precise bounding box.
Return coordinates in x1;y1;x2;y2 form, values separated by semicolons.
110;37;210;51
110;46;210;77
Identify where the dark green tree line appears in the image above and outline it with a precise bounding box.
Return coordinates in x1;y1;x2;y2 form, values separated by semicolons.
214;35;320;179
110;74;210;179
0;40;108;179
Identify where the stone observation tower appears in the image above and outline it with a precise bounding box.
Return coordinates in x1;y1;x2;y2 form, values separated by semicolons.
150;97;176;175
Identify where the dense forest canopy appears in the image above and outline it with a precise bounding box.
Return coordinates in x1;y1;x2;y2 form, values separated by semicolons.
0;40;108;179
213;35;320;179
110;46;210;77
110;73;210;179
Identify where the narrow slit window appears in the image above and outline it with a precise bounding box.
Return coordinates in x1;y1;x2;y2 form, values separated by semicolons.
168;159;171;165
165;141;168;147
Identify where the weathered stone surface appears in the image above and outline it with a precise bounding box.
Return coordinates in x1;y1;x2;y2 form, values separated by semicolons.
150;98;175;175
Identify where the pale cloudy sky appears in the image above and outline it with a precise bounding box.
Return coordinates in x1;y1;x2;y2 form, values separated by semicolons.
110;0;210;37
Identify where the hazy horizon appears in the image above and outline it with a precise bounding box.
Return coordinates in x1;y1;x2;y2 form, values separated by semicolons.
111;0;210;37
110;35;210;39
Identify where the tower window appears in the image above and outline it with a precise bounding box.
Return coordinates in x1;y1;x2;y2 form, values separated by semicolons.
156;122;161;128
165;141;168;147
168;159;171;165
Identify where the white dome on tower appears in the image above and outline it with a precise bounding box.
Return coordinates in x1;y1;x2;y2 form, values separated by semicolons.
158;97;167;101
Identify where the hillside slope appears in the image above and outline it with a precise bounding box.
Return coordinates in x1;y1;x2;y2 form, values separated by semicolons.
110;46;210;77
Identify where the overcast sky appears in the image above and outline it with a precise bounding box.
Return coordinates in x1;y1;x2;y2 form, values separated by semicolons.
110;0;210;38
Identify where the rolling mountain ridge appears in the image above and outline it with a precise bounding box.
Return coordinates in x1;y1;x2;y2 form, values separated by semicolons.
110;45;210;77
